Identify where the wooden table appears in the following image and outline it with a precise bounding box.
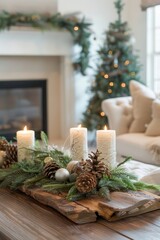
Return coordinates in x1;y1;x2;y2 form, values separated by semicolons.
0;189;160;240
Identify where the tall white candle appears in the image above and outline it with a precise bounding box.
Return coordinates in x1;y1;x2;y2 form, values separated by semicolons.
17;126;35;161
70;124;88;161
96;126;116;167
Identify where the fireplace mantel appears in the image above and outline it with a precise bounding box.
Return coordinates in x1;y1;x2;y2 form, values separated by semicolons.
0;27;73;56
0;28;75;141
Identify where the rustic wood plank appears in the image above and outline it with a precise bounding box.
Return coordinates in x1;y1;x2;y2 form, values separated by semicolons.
75;191;160;221
20;187;160;223
0;189;129;240
21;187;97;224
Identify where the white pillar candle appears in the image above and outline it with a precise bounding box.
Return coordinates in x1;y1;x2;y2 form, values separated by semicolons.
70;124;88;161
96;126;116;168
17;126;35;162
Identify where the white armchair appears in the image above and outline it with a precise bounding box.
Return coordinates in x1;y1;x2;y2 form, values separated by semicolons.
102;96;160;166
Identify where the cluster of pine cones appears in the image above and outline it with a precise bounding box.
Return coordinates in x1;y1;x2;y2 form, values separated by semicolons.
0;138;18;168
74;150;109;193
43;150;109;194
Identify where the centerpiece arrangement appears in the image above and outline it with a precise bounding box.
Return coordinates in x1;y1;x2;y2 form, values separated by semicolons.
0;127;160;223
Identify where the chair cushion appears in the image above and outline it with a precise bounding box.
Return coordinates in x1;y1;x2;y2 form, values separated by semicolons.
129;80;155;133
145;99;160;136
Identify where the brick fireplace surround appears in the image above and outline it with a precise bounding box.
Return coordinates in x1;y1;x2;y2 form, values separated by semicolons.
0;27;75;143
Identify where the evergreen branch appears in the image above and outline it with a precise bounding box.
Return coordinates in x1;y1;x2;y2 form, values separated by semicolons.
111;166;138;180
0;169;24;188
24;174;46;187
117;156;132;167
42;182;75;192
10;172;35;190
133;181;160;191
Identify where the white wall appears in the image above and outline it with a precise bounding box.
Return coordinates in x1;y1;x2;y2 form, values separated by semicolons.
0;0;57;13
125;0;146;82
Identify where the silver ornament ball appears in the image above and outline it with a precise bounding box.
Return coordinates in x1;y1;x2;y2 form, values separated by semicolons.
55;168;70;182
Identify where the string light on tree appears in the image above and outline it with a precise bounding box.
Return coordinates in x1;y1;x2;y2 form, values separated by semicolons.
109;82;114;87
113;58;119;68
108;89;112;94
73;26;79;31
124;60;130;66
104;74;109;79
100;111;105;117
108;50;113;55
121;82;126;88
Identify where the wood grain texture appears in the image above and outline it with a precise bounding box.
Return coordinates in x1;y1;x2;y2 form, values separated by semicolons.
21;187;160;223
0;189;129;240
21;187;97;224
99;211;160;240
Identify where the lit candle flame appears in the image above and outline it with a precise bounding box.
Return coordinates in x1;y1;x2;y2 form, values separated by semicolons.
78;124;82;128
104;125;107;130
23;126;27;131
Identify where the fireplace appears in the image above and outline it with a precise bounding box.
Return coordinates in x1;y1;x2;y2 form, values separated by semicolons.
0;80;47;140
0;29;75;143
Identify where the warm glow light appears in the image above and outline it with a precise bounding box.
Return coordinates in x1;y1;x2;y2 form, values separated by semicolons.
108;89;112;94
113;64;118;68
124;60;130;66
121;82;126;88
74;26;79;31
104;74;109;79
109;82;114;87
104;125;107;130
23;126;27;131
100;111;105;117
78;124;82;128
108;50;113;55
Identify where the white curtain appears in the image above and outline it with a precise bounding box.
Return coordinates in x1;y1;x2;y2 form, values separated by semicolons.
141;0;160;10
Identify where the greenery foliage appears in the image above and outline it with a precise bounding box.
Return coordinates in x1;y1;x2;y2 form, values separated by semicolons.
0;132;160;201
82;0;142;130
0;11;92;75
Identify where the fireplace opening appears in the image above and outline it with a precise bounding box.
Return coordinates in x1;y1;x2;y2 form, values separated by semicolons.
0;80;47;141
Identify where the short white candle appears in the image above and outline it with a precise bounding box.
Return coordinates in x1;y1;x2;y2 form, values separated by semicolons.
17;126;35;161
70;124;88;161
96;125;116;167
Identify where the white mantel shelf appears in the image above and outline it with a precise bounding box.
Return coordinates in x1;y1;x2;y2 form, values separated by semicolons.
0;27;75;141
0;27;73;56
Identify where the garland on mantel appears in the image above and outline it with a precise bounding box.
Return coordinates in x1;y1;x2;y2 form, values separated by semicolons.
0;132;160;201
0;11;92;75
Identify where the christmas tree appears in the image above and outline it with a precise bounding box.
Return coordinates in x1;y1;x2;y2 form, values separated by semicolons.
82;0;141;131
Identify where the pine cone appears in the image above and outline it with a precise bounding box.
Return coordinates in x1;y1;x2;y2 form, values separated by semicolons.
6;144;17;162
0;138;8;151
43;161;60;179
87;150;109;179
2;144;18;169
76;172;97;193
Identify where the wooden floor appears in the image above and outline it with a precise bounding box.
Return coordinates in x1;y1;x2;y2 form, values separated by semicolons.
0;189;160;240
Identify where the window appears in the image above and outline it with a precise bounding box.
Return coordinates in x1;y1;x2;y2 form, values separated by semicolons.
147;5;160;95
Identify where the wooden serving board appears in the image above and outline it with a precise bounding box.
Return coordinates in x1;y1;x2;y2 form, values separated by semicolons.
21;187;160;224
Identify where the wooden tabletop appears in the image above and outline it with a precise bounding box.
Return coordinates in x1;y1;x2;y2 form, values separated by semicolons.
0;189;160;240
